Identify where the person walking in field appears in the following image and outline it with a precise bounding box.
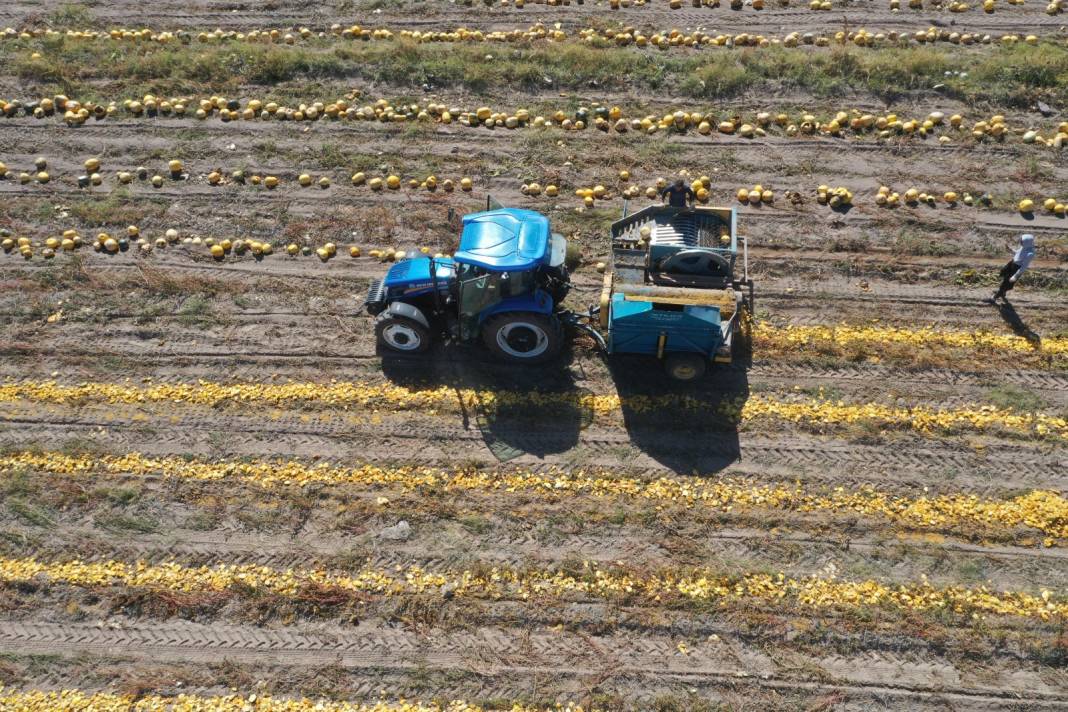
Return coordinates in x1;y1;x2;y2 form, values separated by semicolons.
660;178;695;209
991;234;1036;302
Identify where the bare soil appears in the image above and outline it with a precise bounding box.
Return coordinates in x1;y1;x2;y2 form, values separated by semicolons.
0;1;1066;710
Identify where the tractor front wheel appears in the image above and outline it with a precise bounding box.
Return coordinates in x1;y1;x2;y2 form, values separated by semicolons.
375;313;431;354
664;352;707;381
483;313;563;364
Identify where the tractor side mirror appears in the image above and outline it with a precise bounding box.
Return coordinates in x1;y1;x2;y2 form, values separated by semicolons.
446;207;462;232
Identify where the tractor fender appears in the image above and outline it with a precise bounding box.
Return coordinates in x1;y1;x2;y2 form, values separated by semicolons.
386;301;429;329
478;289;554;323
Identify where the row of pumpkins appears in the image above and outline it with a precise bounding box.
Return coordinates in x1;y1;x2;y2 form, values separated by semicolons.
0;225;429;264
893;0;1063;10
0;0;1052;46
0;227;235;260
0;157;478;194
5;157;1063;216
2;24;565;45
3;94;1067;149
5;198;1062;264
6;23;1061;51
537;174;1064;214
0;0;1053;34
895;0;1063;10
588;26;1049;47
870;188;1062;214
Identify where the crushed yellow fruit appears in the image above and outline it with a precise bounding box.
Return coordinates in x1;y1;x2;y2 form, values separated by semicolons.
2;451;1065;541
0;688;580;711
0;555;1063;621
1;381;1064;440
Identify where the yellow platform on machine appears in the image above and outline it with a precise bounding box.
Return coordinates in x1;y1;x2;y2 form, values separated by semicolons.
599;270;614;329
615;281;737;317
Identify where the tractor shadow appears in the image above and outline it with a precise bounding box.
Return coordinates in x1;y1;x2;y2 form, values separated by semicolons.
380;343;592;462
610;330;751;475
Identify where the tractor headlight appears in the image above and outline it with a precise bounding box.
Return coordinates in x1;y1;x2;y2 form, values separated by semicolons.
549;232;567;268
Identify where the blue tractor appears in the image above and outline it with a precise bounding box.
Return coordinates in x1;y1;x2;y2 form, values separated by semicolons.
365;203;752;379
364;208;572;363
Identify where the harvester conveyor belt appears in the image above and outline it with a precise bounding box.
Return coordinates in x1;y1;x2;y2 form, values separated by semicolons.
611;207;728;249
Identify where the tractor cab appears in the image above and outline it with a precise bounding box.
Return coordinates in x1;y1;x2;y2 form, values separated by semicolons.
365;208;571;363
453;209;568;340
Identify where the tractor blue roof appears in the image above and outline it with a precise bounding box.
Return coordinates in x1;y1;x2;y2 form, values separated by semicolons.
454;209;550;272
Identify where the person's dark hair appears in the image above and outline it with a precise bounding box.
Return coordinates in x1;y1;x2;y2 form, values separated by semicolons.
673;178;684;188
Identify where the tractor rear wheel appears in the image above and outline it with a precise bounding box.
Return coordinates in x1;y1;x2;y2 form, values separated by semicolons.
483;312;563;364
375;313;431;354
664;352;707;381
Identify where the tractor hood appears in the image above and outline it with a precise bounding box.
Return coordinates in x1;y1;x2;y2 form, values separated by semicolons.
383;256;456;291
454;208;549;272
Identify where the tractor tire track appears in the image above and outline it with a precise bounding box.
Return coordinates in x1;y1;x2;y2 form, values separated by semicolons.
7;524;1065;591
2;2;1067;705
3;336;1067;393
0;619;1062;710
7;252;1067;312
4;0;1063;34
0;408;1064;492
7;178;1068;238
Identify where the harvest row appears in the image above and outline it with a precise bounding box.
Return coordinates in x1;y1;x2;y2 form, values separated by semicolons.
3;450;1064;542
1;555;1064;620
0;690;559;712
3;24;1061;49
5;160;1066;223
1;380;1065;440
4;260;1062;367
2;288;1064;367
755;323;1068;358
6;94;1067;149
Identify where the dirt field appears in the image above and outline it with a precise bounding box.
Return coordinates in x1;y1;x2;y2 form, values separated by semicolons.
0;0;1067;710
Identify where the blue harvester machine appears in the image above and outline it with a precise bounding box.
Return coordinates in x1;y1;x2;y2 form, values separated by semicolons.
364;203;751;381
596;204;752;380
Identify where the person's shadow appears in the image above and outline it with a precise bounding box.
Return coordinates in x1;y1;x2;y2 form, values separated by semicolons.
380;342;592;462
995;299;1041;347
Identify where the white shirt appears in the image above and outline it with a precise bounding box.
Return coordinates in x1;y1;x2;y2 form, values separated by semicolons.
1013;235;1036;274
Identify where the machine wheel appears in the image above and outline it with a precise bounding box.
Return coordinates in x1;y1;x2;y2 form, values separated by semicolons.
733;302;754;358
664;352;707;381
483;313;563;364
375;313;431;354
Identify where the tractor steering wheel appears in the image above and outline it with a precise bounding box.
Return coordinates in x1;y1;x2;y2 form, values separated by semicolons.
658;249;730;276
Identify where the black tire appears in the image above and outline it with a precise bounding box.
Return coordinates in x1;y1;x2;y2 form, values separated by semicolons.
732;302;753;358
482;312;563;364
375;313;431;354
664;352;707;381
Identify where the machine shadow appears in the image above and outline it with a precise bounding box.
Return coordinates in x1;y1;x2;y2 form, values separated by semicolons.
610;329;751;474
380;344;593;462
